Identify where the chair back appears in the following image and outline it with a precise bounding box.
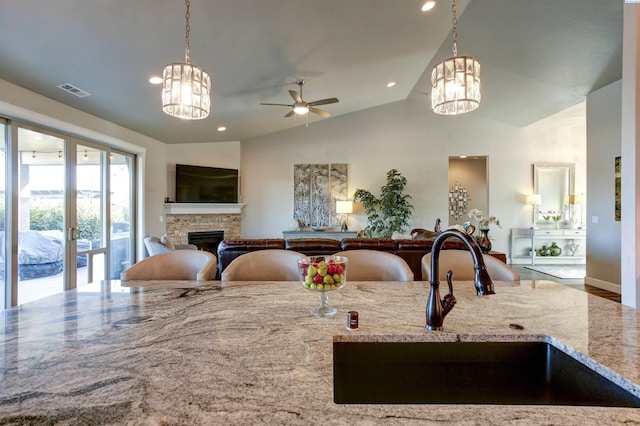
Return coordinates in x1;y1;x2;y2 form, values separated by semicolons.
421;250;520;282
333;250;414;282
221;249;307;281
121;250;217;281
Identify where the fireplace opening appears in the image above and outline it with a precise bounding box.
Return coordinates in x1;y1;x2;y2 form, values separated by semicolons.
188;231;224;256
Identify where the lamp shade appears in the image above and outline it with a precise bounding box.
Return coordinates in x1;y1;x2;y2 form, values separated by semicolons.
526;194;542;205
336;200;353;214
567;194;585;205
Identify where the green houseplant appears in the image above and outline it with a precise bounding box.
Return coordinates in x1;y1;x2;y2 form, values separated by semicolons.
353;169;413;238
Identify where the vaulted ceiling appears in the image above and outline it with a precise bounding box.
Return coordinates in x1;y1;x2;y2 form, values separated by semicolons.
0;0;622;144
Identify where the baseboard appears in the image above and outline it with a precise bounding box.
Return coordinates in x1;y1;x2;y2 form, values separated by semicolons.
585;276;621;294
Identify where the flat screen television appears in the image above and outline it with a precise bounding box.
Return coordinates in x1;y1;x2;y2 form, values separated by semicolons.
175;164;239;203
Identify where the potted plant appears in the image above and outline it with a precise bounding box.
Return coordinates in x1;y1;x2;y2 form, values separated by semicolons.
353;169;413;238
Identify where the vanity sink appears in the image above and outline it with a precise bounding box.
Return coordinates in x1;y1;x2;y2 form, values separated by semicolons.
333;341;640;406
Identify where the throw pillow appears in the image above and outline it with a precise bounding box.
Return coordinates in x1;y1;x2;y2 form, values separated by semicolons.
391;231;413;240
160;234;176;250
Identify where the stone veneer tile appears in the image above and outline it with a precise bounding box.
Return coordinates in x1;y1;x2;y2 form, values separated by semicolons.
165;214;241;244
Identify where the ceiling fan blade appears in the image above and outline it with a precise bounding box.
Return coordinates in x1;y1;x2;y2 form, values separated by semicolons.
289;90;303;104
308;97;339;107
284;110;296;118
309;107;330;118
260;102;293;107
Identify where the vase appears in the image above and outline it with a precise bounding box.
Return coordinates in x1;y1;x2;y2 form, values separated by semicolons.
538;245;550;256
549;242;562;256
476;228;492;254
553;219;560;229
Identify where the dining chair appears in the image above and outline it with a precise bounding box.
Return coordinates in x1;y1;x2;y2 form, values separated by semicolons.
421;249;520;282
333;249;414;282
120;250;217;281
221;249;307;281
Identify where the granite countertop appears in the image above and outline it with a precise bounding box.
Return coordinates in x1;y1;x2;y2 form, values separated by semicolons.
2;278;640;425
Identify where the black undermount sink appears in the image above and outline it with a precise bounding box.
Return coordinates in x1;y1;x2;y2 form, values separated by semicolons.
333;341;640;406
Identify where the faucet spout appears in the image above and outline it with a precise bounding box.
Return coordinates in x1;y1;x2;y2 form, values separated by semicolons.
426;229;495;331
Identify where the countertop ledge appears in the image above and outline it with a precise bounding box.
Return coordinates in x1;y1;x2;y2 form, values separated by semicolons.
2;279;640;424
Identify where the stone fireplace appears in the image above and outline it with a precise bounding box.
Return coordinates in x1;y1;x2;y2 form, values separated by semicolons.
163;203;243;248
188;230;225;255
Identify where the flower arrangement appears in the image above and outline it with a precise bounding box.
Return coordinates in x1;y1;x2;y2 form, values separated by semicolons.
539;209;563;228
468;208;501;230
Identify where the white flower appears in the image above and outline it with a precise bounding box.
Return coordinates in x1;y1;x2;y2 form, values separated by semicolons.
468;208;501;230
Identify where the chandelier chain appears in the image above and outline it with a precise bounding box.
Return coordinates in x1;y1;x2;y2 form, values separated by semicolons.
451;0;458;57
184;0;191;64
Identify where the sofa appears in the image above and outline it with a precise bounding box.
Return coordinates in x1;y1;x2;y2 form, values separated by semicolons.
217;235;470;281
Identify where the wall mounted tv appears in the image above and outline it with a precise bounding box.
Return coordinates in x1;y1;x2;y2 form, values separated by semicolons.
175;164;239;203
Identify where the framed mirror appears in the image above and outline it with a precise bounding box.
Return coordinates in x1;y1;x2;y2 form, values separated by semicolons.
533;162;574;221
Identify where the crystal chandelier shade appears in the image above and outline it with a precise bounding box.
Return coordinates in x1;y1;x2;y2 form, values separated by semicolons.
162;62;211;120
161;0;211;120
431;55;480;115
430;0;481;115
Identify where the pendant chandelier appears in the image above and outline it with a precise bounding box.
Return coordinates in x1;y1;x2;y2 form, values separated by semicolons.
162;0;211;120
431;0;480;115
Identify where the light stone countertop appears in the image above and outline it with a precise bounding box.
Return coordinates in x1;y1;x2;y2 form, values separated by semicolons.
2;278;640;425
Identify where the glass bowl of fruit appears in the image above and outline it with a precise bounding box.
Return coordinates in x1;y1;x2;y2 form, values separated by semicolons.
297;255;348;317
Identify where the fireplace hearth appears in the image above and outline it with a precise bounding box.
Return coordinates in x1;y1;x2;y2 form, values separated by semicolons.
188;231;224;256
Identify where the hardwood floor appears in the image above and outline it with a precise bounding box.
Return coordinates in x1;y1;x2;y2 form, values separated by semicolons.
511;265;621;303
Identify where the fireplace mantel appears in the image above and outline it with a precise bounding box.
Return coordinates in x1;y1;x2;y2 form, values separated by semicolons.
164;203;245;215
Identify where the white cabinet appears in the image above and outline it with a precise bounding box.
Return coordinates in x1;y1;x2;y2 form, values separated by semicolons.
510;228;586;265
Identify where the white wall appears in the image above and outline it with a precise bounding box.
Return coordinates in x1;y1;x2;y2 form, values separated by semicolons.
586;80;622;291
240;97;587;254
0;78;169;240
0;78;588;259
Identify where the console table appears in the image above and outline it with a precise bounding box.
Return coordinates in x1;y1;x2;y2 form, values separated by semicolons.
283;230;358;241
510;228;586;265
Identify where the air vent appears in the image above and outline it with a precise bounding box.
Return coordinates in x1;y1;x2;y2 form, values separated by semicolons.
56;83;91;98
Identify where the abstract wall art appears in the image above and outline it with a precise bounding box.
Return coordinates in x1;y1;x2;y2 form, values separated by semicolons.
293;163;348;228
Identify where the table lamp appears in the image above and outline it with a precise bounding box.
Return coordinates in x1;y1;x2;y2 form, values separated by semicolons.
336;201;354;232
526;194;542;228
567;194;585;228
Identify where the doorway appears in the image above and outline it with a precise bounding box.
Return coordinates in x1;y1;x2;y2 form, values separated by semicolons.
448;156;488;226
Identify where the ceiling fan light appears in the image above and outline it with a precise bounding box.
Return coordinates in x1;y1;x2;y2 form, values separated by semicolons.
162;62;211;120
293;104;309;115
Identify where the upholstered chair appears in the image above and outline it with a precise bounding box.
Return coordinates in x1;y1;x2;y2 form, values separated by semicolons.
333;249;414;282
421;250;520;282
221;249;308;281
144;235;197;256
121;250;217;281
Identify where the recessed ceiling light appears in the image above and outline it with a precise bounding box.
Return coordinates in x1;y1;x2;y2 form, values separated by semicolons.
217;126;227;132
386;81;396;88
149;76;162;85
421;0;436;12
459;155;467;158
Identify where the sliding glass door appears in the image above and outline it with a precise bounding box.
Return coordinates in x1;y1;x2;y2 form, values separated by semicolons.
17;127;66;303
4;123;136;307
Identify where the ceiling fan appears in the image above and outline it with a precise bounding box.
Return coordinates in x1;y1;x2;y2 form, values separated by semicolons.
260;79;339;118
